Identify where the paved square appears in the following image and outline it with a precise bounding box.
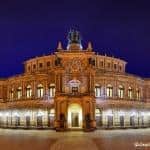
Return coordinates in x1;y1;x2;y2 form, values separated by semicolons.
0;129;150;150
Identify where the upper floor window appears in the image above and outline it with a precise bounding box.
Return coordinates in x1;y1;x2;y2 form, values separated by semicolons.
69;79;80;95
119;65;122;71
107;63;111;68
95;84;101;97
72;87;78;94
39;63;43;68
33;64;36;69
10;88;14;99
100;61;104;67
49;84;55;97
47;61;50;67
37;84;44;98
106;84;113;97
28;66;31;72
114;64;117;69
118;85;124;98
128;87;133;99
136;89;140;100
26;85;32;98
17;87;22;99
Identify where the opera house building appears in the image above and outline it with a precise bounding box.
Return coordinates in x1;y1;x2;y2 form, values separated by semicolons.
0;30;149;131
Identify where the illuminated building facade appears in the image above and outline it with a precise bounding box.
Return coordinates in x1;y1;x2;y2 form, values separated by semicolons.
0;30;150;131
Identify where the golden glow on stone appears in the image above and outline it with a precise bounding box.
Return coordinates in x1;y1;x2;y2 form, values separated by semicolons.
68;103;82;128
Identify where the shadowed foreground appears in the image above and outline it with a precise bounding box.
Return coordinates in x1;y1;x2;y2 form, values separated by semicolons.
0;129;150;150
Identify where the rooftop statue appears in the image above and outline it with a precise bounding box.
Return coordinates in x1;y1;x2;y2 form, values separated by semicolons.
67;29;81;44
67;29;82;50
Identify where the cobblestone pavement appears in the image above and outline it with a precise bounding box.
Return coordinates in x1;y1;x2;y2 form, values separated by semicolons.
0;129;150;150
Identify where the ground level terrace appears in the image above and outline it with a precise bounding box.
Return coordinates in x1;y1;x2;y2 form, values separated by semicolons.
0;108;149;129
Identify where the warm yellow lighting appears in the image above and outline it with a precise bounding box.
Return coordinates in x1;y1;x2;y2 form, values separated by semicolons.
68;103;82;128
49;109;55;117
50;109;55;114
106;84;113;97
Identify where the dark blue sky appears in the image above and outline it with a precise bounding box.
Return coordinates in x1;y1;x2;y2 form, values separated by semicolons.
0;0;150;78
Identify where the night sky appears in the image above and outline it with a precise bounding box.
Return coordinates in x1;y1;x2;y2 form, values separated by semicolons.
0;0;150;78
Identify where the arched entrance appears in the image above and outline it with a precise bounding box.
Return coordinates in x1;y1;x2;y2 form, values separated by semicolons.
95;108;103;127
68;103;82;128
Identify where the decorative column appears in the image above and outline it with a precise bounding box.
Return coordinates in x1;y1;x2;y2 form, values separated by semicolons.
22;81;25;100
33;80;36;99
83;96;96;131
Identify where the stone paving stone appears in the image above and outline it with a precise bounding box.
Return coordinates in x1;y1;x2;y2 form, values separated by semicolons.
50;137;98;150
0;129;150;150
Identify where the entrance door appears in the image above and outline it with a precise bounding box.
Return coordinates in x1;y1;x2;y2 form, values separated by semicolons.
37;116;43;127
48;116;54;127
71;113;79;127
130;116;135;127
120;116;124;127
15;116;20;126
68;104;82;128
141;116;144;126
26;116;30;127
107;116;113;127
6;117;9;126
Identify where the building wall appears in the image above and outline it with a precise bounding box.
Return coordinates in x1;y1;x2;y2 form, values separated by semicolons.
0;80;7;102
0;109;54;128
95;55;126;73
144;79;150;102
96;108;150;128
95;73;144;101
0;49;149;129
1;52;146;102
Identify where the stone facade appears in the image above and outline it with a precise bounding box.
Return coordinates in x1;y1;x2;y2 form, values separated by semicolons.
0;30;149;131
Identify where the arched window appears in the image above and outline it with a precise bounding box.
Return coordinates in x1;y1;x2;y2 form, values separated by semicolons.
10;88;14;100
106;84;113;97
49;84;55;97
17;87;22;99
114;64;117;70
26;85;32;98
37;84;44;98
95;84;101;97
69;79;80;94
136;89;140;100
128;87;133;99
118;85;124;98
